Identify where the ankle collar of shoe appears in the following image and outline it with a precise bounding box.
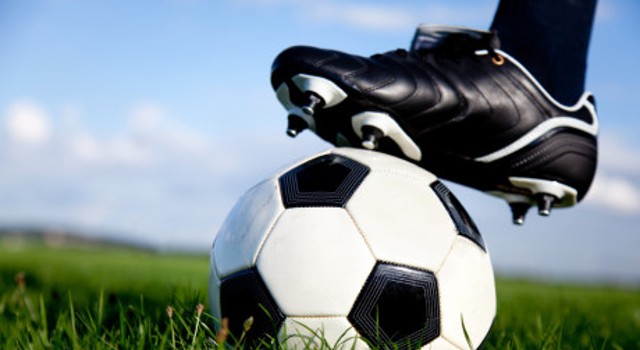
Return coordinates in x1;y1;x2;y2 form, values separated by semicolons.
410;24;500;56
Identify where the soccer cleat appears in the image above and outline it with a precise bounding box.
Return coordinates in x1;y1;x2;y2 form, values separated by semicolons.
270;25;598;224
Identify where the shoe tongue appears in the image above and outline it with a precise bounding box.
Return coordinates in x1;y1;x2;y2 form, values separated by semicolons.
410;25;500;53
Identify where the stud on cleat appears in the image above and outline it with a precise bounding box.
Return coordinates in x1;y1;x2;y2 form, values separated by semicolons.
509;202;531;225
361;125;384;150
352;111;422;161
291;74;348;110
490;178;579;223
286;114;309;138
508;177;578;208
275;82;317;132
488;191;535;225
536;194;556;217
301;93;324;116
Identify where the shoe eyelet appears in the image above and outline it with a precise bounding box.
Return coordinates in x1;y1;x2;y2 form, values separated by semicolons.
491;54;505;66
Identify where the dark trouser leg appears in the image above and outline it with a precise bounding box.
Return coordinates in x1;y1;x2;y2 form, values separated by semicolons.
490;0;598;105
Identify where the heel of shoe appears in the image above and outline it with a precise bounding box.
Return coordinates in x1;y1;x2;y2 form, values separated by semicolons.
508;177;578;208
488;177;578;225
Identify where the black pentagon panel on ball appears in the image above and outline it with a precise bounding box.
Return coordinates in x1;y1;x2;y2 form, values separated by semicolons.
431;181;486;252
219;268;284;346
279;154;370;208
348;262;440;350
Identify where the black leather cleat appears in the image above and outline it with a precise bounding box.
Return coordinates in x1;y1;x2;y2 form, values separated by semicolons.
271;25;598;224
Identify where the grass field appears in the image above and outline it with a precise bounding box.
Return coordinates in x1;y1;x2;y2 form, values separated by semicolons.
1;242;639;349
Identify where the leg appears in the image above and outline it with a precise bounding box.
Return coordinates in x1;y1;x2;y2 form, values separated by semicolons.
491;0;598;105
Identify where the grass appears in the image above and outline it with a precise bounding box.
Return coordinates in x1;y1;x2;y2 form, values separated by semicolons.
489;278;640;349
0;242;214;349
1;242;639;349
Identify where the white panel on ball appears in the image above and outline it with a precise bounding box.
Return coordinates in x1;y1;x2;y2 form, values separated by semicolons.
332;147;432;178
346;167;457;271
427;337;462;350
213;179;284;277
280;317;370;350
257;207;376;316
436;236;496;349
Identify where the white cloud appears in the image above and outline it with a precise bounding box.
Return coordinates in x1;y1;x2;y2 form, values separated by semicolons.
127;102;209;158
4;99;52;146
598;132;640;174
68;132;102;161
595;0;616;23
585;174;640;214
577;130;640;214
307;3;417;32
0;97;325;249
52;101;211;166
414;3;496;28
235;0;496;33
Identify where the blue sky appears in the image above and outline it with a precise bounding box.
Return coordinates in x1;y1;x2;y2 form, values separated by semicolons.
1;0;639;283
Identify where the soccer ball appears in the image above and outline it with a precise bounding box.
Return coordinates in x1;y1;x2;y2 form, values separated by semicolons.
209;148;496;349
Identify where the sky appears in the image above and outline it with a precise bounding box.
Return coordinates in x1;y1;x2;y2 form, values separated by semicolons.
1;0;639;283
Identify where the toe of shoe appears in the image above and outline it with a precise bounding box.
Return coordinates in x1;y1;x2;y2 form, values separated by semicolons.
270;46;336;87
